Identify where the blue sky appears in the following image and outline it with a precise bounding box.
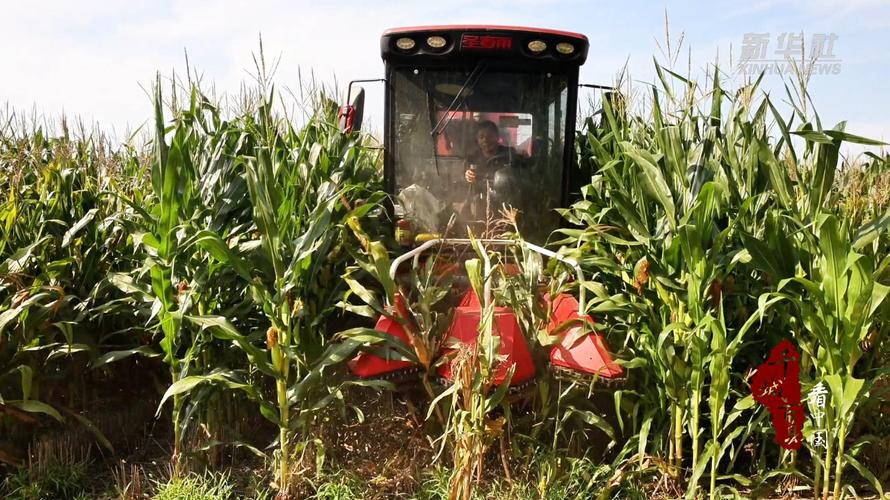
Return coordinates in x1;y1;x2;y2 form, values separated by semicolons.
2;0;888;155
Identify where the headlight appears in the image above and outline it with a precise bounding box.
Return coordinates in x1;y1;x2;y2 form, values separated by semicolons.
395;37;416;50
426;36;447;49
556;42;575;54
527;40;547;53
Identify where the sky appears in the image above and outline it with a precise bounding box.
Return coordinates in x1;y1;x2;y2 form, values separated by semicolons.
2;0;888;156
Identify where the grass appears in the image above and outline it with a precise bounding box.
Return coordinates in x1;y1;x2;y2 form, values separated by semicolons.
308;473;370;500
151;470;236;500
1;438;91;500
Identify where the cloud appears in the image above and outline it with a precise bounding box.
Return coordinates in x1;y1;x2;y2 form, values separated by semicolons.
0;2;415;134
1;0;886;145
0;0;589;136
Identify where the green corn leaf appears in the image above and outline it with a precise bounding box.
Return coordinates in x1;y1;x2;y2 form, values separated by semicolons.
0;294;49;335
343;276;385;315
92;346;162;369
185;315;274;377
825;374;865;425
336;327;416;361
259;401;280;426
716;426;747;466
426;383;459;420
716;474;752;487
625;145;676;226
817;214;850;321
843;452;884;496
686;442;715;499
61;208;98;248
466;258;483;306
653;60;676;102
757;138;793;209
0;237;50;275
823;130;887;146
792;130;834;144
195;439;266;459
290;340;367;405
192;229;252;281
563;405;616;442
5;400;63;422
767;97;797;165
10;365;32;400
46;344;92;362
637;411;654;457
809;139;840;216
342;379;393;392
852;209;890;250
336;302;377;319
60;407;115;453
485;365;515;413
158;371;258;415
369;241;396;302
107;272;154;302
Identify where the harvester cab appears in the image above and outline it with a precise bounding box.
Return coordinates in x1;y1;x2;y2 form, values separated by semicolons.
342;26;624;389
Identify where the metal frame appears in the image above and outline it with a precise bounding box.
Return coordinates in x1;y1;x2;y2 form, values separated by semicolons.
345;78;386;104
387;238;586;312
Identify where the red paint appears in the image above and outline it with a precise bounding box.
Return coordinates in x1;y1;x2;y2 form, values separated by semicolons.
337;105;356;133
437;292;536;386
384;25;588;42
458;288;481;308
348;294;417;378
751;340;803;451
348;290;626;386
500;263;522;276
546;294;624;378
432;261;461;279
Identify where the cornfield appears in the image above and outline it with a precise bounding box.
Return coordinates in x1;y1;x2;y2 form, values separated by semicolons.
0;57;888;500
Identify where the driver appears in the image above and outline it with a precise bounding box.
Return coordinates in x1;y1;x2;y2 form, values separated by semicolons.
463;120;516;185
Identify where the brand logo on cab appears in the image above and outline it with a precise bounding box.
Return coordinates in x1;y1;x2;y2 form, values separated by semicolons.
461;35;512;50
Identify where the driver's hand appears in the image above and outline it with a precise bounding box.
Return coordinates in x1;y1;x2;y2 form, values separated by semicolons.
464;169;476;183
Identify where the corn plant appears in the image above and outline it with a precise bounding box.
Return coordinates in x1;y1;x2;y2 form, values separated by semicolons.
0;120;140;462
562;69;745;485
734;79;889;498
338;234;455;411
760;214;889;498
429;236;513;500
564;59;889;498
102;79;238;465
151;86;384;495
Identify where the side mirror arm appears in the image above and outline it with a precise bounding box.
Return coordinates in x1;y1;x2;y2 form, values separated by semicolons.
338;78;386;133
